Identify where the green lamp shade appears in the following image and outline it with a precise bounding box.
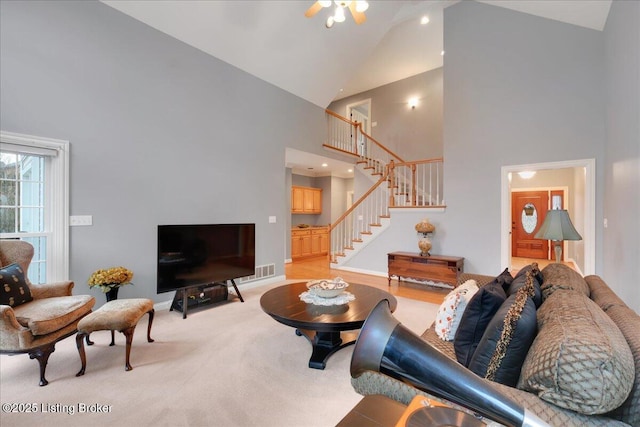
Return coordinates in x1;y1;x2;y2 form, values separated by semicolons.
534;209;582;241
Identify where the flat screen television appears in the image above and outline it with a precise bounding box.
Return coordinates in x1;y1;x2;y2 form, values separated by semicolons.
157;223;255;293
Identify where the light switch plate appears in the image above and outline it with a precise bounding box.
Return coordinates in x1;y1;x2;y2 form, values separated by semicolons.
70;215;93;226
268;216;277;223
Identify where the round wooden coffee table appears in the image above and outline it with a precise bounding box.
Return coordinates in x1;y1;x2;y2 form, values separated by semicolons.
260;282;397;369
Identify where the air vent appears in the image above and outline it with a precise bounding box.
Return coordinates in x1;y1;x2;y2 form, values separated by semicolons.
239;263;275;283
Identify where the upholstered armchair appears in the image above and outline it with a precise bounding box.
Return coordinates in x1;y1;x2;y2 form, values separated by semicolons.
0;240;95;385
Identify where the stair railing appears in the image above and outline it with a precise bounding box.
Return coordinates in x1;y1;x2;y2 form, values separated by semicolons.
387;158;445;207
324;110;404;177
324;110;446;261
329;167;390;263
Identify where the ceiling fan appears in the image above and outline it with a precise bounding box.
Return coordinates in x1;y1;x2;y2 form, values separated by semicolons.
305;1;369;28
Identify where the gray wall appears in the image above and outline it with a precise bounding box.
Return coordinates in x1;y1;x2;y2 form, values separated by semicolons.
328;68;443;160
0;0;328;305
603;0;640;312
344;3;608;285
330;176;353;224
442;1;605;275
345;1;640;313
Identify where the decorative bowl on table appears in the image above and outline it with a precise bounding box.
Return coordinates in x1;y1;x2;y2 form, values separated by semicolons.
306;278;349;298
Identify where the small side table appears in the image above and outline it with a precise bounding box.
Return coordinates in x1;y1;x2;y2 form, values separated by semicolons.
336;395;406;427
388;252;464;287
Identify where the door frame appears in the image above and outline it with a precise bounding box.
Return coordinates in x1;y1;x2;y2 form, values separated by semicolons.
501;159;595;274
511;187;568;260
345;99;372;134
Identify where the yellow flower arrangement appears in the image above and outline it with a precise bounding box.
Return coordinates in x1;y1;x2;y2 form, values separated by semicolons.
88;266;134;293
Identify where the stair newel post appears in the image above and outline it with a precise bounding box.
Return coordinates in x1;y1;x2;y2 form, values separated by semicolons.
388;160;396;207
411;163;417;207
354;121;360;156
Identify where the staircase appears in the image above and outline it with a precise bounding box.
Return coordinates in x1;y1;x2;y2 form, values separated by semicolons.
323;110;445;266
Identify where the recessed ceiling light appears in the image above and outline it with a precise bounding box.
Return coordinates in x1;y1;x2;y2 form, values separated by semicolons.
518;171;536;179
322;163;328;167
420;16;429;25
441;50;445;56
348;169;353;173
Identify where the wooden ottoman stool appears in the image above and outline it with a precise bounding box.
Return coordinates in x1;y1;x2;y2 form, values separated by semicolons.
75;298;154;375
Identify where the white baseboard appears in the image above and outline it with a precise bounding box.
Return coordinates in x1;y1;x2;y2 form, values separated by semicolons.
332;266;453;289
332;265;387;278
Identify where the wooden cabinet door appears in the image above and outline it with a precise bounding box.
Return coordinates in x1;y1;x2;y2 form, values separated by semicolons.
291;187;304;213
312;189;322;214
301;234;312;256
291;235;303;258
319;232;328;254
303;189;315;212
291;229;309;259
291;186;322;214
311;233;321;254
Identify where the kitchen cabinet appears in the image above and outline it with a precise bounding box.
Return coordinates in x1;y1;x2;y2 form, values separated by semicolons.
291;186;322;214
292;227;328;260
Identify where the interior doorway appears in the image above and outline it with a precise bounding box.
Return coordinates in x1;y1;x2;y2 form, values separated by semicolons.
346;99;371;156
501;159;595;275
511;188;567;261
511;191;549;259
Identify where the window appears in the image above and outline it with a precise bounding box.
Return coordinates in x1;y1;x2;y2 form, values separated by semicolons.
0;131;69;283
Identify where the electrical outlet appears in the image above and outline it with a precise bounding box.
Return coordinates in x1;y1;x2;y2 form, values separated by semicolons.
70;215;93;226
268;216;276;224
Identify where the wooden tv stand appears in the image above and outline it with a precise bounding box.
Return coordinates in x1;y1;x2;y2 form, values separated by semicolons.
388;252;464;288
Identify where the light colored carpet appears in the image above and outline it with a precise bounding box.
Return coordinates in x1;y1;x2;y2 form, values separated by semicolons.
0;281;439;427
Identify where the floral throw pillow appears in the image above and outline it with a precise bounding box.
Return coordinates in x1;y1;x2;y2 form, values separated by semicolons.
434;279;479;341
0;263;33;307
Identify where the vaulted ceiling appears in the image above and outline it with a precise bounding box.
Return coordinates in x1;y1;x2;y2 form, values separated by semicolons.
102;1;612;109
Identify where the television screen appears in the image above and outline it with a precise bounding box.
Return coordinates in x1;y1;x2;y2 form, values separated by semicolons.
157;223;255;293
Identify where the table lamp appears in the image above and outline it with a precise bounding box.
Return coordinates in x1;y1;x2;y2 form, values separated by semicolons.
534;209;582;262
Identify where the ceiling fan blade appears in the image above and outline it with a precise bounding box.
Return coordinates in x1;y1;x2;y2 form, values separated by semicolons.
305;2;323;18
348;3;367;25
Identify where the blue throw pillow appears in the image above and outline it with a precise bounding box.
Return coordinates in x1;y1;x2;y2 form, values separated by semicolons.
494;267;514;292
0;263;33;307
508;264;542;308
454;280;507;367
468;291;538;387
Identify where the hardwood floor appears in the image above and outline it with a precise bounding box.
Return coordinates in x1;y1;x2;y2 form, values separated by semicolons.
285;257;450;305
285;256;578;305
511;257;576;275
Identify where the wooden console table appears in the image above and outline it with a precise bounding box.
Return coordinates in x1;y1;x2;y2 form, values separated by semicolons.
388;252;464;287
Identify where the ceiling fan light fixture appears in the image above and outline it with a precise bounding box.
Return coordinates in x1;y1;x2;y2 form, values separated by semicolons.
335;1;352;7
319;0;332;7
355;1;369;13
326;16;335;28
333;6;346;23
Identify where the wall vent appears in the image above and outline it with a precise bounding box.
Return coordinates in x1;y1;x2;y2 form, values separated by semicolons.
239;263;275;283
